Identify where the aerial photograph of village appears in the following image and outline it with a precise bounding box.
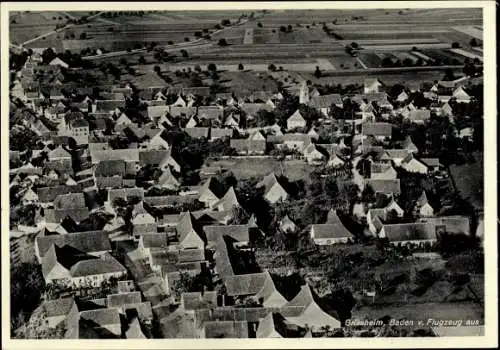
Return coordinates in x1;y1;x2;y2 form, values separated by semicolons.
7;6;485;340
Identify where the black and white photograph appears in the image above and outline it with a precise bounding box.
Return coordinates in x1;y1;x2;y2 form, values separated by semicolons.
2;1;496;347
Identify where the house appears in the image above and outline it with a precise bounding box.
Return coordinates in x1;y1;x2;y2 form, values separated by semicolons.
132;212;157;236
213;187;241;212
458;127;474;140
171;95;187;107
402;135;419;153
48;145;72;162
279;215;297;233
78;308;122;338
203;225;251;248
307;128;319;140
21;188;39;205
452;86;471;103
230;138;266;155
364;78;383;94
181;291;217;315
49;57;69;69
138;233;169;265
224;270;287;308
396;91;409;103
184;127;210;139
401;154;428;174
308;94;343;116
177;211;204;250
287;110;307;131
202;321;249;338
35;297;78;328
283;284;341;330
407;109;431;124
115;112;133;126
383;149;411;166
210;128;233;141
35;230;112;263
379;223;437;246
256;173;289;204
370;162;397;180
420;158;441;173
185;115;199;128
384;198;405;217
198;177;224;208
364;179;401;196
361;122;392;140
441;102;453;116
41;244;127;288
281;133;311;151
310;210;354;245
303;143;327;165
417;215;471;235
414;191;435;217
147;130;171;150
156;167;180;190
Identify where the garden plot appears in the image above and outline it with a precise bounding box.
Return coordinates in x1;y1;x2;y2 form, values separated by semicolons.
422;50;465;65
253;28;280;44
278;28;332;44
449;49;483;62
451;25;483;40
243;28;254;45
358;53;382;68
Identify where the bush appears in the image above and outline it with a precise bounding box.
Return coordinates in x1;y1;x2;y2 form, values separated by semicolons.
218;38;228;46
268;63;277;71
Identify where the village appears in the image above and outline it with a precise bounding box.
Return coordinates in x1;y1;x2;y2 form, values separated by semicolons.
8;9;485;340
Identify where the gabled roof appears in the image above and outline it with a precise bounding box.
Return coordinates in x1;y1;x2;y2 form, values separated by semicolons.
210;128;233;139
176;211;200;243
94;160;127;177
182;291;217;311
408;109;431;122
364;179;401;195
418;215;470;235
139;149;171;166
199;177;225;199
381;223;436;242
107;292;142;308
184;127;209;139
362;122;392;137
308;94;343;108
240;103;274;116
197;106;223;120
40;297;76;318
79;308;121;327
70;253;126;277
36;231;111;259
420;158;441;167
54;193;86;210
213;187;240;211
224;272;269;296
287;110;305;122
203;224;250;244
140;233;168;249
311;221;353;240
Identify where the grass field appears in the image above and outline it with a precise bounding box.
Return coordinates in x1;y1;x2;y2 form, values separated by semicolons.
204;157;311;181
449;152;484;210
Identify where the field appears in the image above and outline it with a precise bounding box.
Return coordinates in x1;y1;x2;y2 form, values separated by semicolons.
204;157;312;181
449;152;484;210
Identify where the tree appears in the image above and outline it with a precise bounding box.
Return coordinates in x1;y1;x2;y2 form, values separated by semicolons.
207;63;217;72
154;65;161;74
221;19;231;26
268;63;277;71
469;38;479;47
194;31;202;38
11;262;45;335
238;63;244;71
451;42;460;49
138;56;146;64
257;22;263;27
279;26;287;33
184;37;190;42
218;38;228;46
79;32;87;40
314;66;322;78
180;49;188;58
351;42;359;49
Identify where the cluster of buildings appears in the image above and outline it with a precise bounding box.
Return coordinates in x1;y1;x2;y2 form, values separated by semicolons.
9;52;481;338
